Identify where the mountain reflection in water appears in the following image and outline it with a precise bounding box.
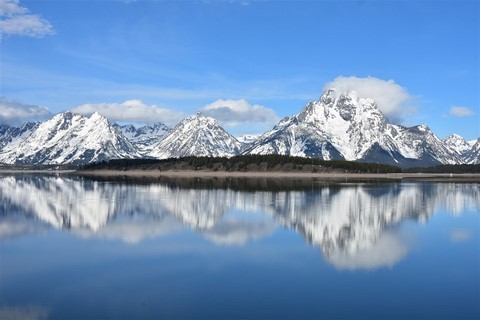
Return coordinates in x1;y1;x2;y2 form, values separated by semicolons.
0;175;478;270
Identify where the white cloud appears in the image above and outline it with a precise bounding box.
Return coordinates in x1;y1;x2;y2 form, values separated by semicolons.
200;99;279;127
0;0;54;39
449;229;471;243
0;97;51;124
0;0;27;15
203;218;275;246
327;230;409;270
0;218;48;242
75;219;183;244
71;99;186;125
449;106;474;117
323;76;416;123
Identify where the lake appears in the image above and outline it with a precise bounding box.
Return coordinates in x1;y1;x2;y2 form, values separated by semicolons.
0;174;478;319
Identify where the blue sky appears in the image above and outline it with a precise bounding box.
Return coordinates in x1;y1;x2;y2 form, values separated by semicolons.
0;0;478;139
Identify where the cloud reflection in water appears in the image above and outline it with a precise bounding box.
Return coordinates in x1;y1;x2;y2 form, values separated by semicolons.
0;175;478;270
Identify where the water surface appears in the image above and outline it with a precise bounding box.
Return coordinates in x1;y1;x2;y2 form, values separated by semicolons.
0;175;479;319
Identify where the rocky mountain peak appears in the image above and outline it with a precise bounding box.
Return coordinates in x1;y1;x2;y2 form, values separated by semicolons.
147;114;241;159
244;88;475;166
184;112;217;124
0;111;139;164
444;133;467;145
444;133;478;162
297;89;384;126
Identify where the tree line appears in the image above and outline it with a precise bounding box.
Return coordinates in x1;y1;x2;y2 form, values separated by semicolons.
81;154;403;173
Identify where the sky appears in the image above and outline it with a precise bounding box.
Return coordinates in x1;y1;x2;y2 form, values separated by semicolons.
0;0;478;139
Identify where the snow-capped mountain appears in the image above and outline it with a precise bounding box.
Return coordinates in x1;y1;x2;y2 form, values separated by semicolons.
0;90;477;166
444;134;479;164
465;139;480;164
115;122;170;153
243;89;465;167
0;112;140;164
382;123;462;167
444;134;474;155
0;121;39;149
148;113;242;159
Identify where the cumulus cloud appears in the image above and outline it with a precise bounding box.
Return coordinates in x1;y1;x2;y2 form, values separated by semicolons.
75;219;183;244
0;97;51;124
199;99;279;127
71;99;186;125
0;0;27;15
323;76;416;123
0;218;48;242
0;0;54;39
203;218;275;246
327;230;409;270
449;106;474;117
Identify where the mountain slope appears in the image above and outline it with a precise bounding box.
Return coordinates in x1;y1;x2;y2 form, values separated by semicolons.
148;113;241;159
0;122;39;150
0;112;140;164
465;139;480;164
444;134;479;164
244;89;461;167
115;122;170;154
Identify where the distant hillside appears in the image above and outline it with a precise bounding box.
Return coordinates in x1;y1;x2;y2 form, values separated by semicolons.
81;154;402;174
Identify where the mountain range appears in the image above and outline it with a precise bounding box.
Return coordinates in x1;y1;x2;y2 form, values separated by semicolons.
0;89;478;167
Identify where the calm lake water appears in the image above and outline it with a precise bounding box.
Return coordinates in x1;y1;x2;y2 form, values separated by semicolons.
0;174;478;320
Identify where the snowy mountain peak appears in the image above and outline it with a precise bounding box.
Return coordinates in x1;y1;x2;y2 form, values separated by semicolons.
415;124;430;132
185;112;216;123
90;111;107;121
298;89;384;127
0;111;140;164
321;88;376;107
148;114;241;159
466;139;480;164
444;133;479;163
444;133;467;145
244;88;471;167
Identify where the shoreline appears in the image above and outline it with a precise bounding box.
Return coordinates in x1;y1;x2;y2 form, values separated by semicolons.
77;170;480;181
1;169;479;181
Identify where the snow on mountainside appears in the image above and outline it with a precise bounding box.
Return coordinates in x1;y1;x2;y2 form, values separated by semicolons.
383;124;461;166
236;134;260;145
444;134;479;164
148;113;241;159
0;90;477;166
465;139;480;164
243;89;467;167
0;112;140;164
444;134;474;155
243;90;394;160
0;122;39;150
115;122;170;153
